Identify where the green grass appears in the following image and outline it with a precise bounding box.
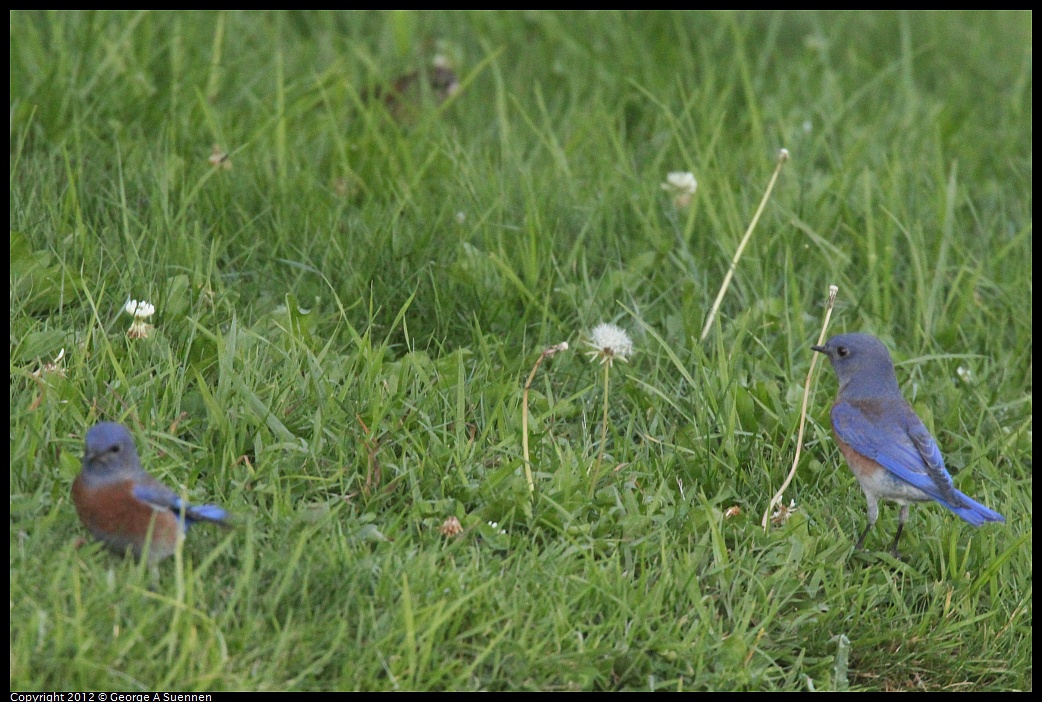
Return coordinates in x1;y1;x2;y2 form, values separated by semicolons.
10;10;1031;691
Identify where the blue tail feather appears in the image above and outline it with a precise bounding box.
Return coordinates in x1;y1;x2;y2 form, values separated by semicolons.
948;491;1005;526
184;503;230;526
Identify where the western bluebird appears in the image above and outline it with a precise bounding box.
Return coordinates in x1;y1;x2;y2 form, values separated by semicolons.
812;333;1004;558
72;422;230;563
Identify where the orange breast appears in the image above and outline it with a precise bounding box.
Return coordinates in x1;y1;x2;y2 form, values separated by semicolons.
834;433;885;481
72;476;182;561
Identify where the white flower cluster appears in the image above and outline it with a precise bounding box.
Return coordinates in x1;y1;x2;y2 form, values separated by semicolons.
487;520;506;535
124;299;155;319
771;499;798;526
124;299;156;338
662;171;698;207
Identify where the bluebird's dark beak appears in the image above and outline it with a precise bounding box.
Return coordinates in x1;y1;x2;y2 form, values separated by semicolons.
810;344;827;354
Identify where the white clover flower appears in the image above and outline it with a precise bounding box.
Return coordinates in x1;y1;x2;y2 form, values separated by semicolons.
439;515;463;537
662;171;697;195
124;299;156;339
662;171;698;208
125;299;155;319
32;348;66;378
586;323;634;367
771;499;798;526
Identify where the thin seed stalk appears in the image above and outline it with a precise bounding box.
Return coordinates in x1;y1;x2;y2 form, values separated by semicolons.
762;284;839;529
591;360;610;497
701;149;789;342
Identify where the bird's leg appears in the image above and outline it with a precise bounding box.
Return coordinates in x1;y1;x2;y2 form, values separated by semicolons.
889;504;910;559
854;522;872;550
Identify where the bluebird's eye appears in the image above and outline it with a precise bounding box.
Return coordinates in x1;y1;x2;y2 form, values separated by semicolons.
837;346;849;357
110;444;121;454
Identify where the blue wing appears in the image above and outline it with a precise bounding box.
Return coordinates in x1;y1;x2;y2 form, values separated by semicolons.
132;482;230;527
832;400;1004;525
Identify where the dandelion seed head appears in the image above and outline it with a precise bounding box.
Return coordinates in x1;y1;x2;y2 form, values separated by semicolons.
586;323;633;366
827;285;839;306
543;341;569;359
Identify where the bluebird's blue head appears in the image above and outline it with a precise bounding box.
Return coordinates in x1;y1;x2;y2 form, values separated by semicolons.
82;422;141;480
811;333;901;398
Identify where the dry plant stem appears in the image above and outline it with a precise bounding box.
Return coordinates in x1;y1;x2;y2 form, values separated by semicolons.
522;343;568;494
762;285;839;530
521;358;543;494
590;361;610;497
700;149;790;342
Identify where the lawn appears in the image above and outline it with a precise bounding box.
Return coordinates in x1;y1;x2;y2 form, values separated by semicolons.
10;10;1031;691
